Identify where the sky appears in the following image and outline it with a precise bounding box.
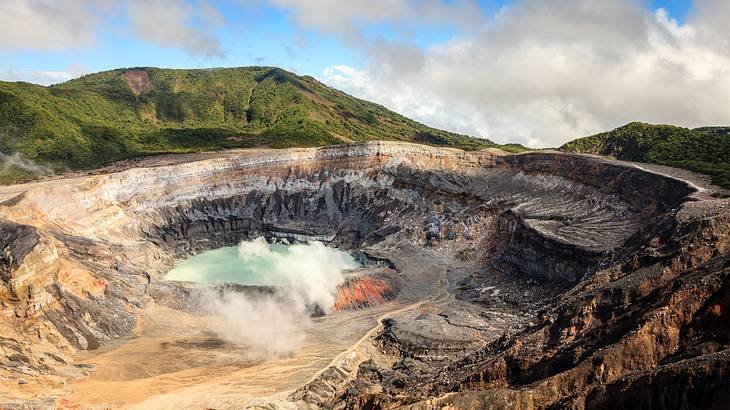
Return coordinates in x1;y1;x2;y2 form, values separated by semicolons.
1;0;728;147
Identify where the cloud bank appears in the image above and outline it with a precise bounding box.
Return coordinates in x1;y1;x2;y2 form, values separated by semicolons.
0;0;108;51
0;0;224;59
319;0;730;147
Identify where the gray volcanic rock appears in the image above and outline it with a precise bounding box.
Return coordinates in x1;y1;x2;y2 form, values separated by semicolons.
330;198;730;410
0;220;39;284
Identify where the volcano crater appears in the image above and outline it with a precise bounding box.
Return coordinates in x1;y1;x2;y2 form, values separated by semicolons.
1;142;728;409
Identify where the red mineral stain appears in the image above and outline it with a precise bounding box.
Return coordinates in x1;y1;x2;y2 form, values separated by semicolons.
334;277;393;311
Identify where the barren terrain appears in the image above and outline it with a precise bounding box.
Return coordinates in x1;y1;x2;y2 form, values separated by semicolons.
1;142;728;409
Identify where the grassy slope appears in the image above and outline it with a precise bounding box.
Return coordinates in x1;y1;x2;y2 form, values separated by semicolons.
0;66;514;184
561;122;730;190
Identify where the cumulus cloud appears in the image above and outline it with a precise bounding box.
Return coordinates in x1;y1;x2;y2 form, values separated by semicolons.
201;238;356;359
128;0;225;58
0;0;111;51
320;0;730;147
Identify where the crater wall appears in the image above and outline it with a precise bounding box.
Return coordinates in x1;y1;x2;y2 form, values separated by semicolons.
0;142;697;385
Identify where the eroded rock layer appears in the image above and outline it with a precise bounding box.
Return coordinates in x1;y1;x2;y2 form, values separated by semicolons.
0;141;726;409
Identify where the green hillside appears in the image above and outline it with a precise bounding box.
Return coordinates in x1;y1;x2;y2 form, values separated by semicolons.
0;66;503;184
561;122;730;190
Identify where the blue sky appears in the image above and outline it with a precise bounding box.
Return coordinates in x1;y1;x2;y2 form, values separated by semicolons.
3;0;725;147
0;0;693;83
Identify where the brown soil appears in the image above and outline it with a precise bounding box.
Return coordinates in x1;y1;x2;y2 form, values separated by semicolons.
122;69;153;95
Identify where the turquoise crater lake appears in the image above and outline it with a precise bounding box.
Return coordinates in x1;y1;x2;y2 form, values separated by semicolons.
165;238;359;286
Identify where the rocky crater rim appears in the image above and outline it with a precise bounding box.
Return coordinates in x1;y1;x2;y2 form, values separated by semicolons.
0;142;698;278
0;141;701;357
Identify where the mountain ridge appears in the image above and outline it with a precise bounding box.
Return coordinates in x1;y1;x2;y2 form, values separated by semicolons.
0;66;511;184
560;122;730;190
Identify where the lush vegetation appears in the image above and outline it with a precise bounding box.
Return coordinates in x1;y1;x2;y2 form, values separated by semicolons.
561;122;730;190
0;66;506;184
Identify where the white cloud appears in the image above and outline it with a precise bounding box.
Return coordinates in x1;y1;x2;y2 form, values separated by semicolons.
199;0;225;27
128;0;225;58
0;0;110;51
2;64;89;85
0;0;226;59
320;0;730;147
692;0;730;53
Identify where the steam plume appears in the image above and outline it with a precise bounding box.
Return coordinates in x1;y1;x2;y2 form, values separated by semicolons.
204;238;356;359
0;150;52;175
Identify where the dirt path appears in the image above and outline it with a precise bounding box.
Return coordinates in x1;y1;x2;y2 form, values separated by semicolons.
308;275;452;384
277;262;460;408
305;299;425;385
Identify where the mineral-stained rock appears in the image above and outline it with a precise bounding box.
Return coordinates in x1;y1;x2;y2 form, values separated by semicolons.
334;269;401;311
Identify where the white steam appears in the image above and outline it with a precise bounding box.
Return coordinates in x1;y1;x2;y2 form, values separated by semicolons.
0;150;52;175
204;238;356;359
208;291;308;359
